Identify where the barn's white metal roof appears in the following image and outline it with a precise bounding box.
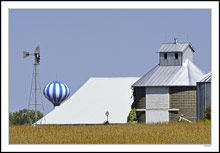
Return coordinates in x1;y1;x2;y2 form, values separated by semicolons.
157;42;195;53
132;59;206;87
36;77;140;124
199;72;211;82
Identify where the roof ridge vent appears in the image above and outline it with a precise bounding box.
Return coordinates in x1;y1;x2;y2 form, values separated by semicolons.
174;38;178;44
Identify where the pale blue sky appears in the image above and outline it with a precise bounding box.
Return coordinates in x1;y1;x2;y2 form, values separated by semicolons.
9;9;211;115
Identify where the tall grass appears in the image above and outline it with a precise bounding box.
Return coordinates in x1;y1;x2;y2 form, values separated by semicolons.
9;122;210;144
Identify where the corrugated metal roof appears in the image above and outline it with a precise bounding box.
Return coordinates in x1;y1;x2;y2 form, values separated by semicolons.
157;42;195;53
132;59;206;87
199;72;211;82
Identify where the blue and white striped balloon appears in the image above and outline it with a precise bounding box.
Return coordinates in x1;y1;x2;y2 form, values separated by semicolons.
43;81;70;107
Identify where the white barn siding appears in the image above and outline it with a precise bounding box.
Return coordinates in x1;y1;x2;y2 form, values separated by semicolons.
145;87;169;123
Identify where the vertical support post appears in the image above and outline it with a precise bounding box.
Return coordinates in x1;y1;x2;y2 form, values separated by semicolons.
204;83;206;117
34;63;37;123
196;83;199;121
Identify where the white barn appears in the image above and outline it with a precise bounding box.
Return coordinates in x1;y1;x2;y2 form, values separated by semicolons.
36;77;139;124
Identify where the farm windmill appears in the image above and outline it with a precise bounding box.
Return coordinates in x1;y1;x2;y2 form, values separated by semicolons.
23;45;44;123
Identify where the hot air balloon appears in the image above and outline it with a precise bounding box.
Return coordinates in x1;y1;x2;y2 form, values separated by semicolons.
43;81;70;107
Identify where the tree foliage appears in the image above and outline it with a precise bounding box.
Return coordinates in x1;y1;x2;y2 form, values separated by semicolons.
9;109;43;125
127;108;137;123
9;112;13;125
205;106;211;120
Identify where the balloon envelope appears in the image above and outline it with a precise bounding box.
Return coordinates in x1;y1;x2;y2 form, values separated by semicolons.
43;81;70;107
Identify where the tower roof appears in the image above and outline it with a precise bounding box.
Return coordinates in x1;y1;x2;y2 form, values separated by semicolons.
132;59;206;87
157;42;195;53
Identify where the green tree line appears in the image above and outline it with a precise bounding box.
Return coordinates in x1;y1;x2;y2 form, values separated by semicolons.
9;109;43;125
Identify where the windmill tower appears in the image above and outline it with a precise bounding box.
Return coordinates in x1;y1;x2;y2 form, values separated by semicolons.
23;45;44;123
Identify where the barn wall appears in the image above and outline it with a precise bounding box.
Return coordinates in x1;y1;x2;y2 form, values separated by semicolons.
169;86;197;122
132;87;146;123
136;111;145;123
146;87;169;123
132;87;146;109
196;82;211;120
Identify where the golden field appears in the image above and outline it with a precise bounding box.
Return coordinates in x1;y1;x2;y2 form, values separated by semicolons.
9;122;211;144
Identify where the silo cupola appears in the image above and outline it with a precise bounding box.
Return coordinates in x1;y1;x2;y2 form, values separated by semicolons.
157;38;195;66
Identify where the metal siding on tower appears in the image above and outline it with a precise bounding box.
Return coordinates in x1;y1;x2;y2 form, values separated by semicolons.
159;52;182;66
196;72;211;120
197;83;205;120
182;46;194;63
158;42;194;66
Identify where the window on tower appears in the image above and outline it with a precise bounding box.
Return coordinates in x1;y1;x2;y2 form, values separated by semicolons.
175;53;178;59
164;53;167;59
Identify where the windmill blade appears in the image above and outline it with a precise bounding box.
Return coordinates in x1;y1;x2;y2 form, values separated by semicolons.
35;45;40;54
34;45;40;64
23;51;30;58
